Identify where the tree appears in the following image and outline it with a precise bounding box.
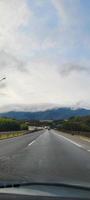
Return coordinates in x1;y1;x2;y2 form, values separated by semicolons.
20;123;28;130
0;118;20;131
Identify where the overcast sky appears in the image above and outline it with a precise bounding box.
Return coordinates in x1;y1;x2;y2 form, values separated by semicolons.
0;0;90;111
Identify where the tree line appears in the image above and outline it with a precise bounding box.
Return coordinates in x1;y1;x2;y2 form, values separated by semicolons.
0;118;28;132
56;116;90;137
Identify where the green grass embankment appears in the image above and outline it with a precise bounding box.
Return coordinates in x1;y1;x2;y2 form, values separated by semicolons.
0;131;27;140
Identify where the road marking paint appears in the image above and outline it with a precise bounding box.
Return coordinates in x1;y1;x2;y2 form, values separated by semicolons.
61;137;82;148
28;140;36;146
55;132;90;152
53;131;83;148
28;132;45;147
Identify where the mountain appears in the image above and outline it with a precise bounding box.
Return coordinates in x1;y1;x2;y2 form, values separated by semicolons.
0;107;90;120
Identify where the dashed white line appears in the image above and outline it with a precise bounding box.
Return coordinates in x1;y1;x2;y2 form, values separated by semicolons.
28;140;36;146
28;133;44;147
28;131;90;152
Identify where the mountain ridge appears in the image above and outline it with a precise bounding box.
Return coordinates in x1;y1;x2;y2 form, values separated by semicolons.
0;107;90;120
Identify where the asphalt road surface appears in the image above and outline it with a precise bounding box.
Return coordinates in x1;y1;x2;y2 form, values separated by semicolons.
0;129;90;186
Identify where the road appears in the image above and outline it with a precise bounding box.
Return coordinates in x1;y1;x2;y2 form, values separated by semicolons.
0;129;89;186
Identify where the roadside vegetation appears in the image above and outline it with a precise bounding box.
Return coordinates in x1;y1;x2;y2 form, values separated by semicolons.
0;118;28;139
28;117;90;138
54;116;90;138
0;116;90;139
0;118;28;132
0;131;26;140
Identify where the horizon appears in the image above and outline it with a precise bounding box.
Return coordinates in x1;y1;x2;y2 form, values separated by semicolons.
0;103;90;113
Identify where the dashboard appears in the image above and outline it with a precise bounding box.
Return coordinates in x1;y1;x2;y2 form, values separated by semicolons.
0;184;89;200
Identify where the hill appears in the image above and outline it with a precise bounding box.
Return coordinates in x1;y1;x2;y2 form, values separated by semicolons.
0;107;90;120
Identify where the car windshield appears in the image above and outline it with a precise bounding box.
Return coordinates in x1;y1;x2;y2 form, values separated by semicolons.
0;0;89;189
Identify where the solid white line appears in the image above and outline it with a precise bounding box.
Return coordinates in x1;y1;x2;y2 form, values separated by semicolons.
61;136;82;148
53;131;90;152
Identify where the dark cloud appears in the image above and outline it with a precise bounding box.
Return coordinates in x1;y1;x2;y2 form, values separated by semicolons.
0;50;28;73
59;63;90;76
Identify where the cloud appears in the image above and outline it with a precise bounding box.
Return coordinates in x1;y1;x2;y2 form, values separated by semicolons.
0;81;6;89
0;0;90;110
0;0;56;61
0;0;31;33
0;92;7;96
0;103;59;113
0;50;28;73
0;0;32;59
59;63;90;76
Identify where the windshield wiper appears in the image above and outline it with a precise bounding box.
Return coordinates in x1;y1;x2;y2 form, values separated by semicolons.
0;182;90;191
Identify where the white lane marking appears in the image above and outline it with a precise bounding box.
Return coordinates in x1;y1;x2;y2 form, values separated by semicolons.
28;132;44;147
28;140;36;146
53;131;83;148
53;131;90;152
61;137;82;148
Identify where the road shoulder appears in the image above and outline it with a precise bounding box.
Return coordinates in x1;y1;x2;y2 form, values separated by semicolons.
53;130;90;152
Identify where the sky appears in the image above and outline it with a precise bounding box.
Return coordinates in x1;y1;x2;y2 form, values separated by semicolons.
0;0;90;111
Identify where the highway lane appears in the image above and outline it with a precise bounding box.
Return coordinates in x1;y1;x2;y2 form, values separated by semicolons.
0;130;43;158
0;130;89;187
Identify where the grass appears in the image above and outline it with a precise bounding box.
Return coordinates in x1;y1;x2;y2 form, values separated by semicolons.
80;136;90;142
58;129;90;138
0;131;27;140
